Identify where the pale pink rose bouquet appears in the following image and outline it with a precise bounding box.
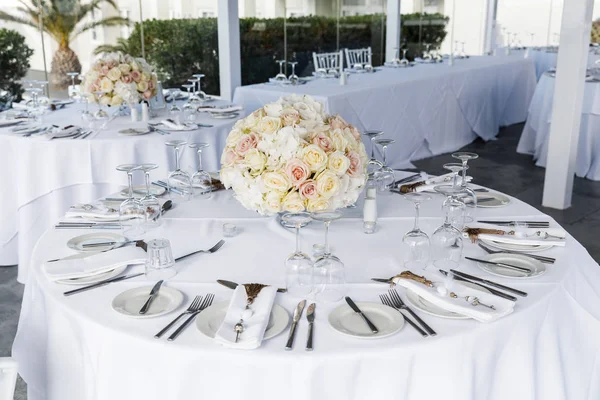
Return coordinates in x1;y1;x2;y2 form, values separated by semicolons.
220;94;369;215
81;52;158;107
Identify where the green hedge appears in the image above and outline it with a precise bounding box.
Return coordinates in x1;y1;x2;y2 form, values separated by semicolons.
124;13;447;96
0;28;34;101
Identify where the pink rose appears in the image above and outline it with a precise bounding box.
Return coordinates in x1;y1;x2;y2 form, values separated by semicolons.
221;149;241;166
328;115;349;130
101;65;109;75
312;132;334;153
143;90;153;99
346;150;363;177
235;133;258;155
299;179;318;199
107;61;117;68
281;110;301;126
130;70;141;82
148;80;154;89
122;75;132;83
285;158;311;187
350;126;361;140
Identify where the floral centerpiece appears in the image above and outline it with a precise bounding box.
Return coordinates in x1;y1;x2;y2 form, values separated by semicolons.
81;52;158;106
220;94;369;215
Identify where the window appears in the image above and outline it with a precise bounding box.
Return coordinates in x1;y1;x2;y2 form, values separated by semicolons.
120;10;130;37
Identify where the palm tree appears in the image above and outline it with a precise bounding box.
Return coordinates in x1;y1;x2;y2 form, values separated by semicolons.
0;0;130;89
94;37;136;56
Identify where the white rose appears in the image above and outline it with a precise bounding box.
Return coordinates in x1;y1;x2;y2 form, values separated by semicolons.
110;95;123;106
226;129;244;146
99;95;112;106
331;129;348;152
264;103;283;118
244;148;267;174
282;191;305;212
300;144;327;172
263;171;291;192
99;77;114;93
327;151;350;176
263;191;283;214
257;116;281;134
316;170;340;199
118;63;131;73
293;101;318;120
107;67;121;82
141;72;151;82
307;197;330;212
137;81;149;92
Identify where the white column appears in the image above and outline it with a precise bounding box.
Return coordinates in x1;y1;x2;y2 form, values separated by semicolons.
218;0;241;101
385;0;401;62
482;0;496;54
542;0;594;209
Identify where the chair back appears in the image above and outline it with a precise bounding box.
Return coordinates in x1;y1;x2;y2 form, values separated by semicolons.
0;358;18;400
312;51;343;71
345;47;372;67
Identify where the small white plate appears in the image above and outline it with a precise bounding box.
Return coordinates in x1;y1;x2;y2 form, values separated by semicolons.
56;252;128;285
120;185;166;197
11;124;42;134
118;128;151;136
67;233;127;252
196;301;289;340
0;119;24;128
476;253;546;279
476;192;511;208
328;302;404;339
405;281;490;320
51;99;74;106
210;112;239;119
52;128;80;138
152;122;199;131
112;285;184;319
480;237;553;252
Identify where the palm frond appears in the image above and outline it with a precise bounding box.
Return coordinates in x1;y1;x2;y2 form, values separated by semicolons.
93;38;131;55
0;11;38;29
71;16;130;39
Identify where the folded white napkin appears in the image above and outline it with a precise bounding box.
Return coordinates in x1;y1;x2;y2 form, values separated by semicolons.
215;285;277;350
206;105;243;114
477;233;566;247
392;276;515;323
160;119;185;130
46;126;79;140
64;205;121;221
43;246;147;281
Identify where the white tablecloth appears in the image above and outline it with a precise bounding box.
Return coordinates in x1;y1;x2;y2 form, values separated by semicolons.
234;56;537;168
12;176;600;400
517;74;600;180
0;103;241;276
497;48;600;80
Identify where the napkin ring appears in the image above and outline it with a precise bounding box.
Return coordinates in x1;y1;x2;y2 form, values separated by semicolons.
399;181;426;193
394;271;434;287
463;227;506;243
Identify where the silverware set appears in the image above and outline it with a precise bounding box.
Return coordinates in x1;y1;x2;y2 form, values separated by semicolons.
63;272;144;296
477;220;550;228
154;294;215;341
478;242;555;264
152;180;191;196
380;289;436;337
71;129;94;139
54;221;120;230
285;299;306;350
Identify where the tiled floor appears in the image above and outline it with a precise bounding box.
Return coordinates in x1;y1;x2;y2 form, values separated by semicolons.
2;122;599;400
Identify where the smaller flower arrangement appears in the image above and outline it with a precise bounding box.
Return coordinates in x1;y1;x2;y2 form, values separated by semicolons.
81;52;158;106
220;94;369;215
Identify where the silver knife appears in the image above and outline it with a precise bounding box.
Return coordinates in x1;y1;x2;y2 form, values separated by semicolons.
63;272;144;296
285;300;306;350
305;303;315;351
345;296;378;333
465;256;532;274
139;280;163;314
217;279;287;293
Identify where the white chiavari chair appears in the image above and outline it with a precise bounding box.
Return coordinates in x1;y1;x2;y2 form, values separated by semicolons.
345;47;372;68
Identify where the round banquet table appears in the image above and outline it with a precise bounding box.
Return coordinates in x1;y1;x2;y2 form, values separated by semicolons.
517;73;600;181
0;101;242;281
12;174;600;400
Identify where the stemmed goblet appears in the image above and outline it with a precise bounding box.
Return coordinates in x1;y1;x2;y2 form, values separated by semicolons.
116;164;146;237
274;60;287;82
431;185;465;270
67;72;80;100
192;74;207;102
168;89;182;123
442;162;467;229
452;152;479;222
93;91;109;121
363;130;384;173
165;140;193;202
391;47;401;65
139;163;162;229
311;210;345;302
189;142;212;199
402;193;432;270
288;62;299;85
282;212;314;297
400;49;409;66
373;138;396;193
181;84;196;122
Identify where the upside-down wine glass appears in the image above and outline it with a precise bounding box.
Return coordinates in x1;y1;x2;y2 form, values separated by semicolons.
37;81;50;106
274;60;288;82
282;212;314;297
139;163;162;229
402;193;432;270
193;74;207;102
116;164;146;237
168;89;183;123
66;72;80;100
452;152;479;222
181;83;196;122
373;138;396;194
363;130;384;173
93;91;109;121
431;184;465;270
189;142;212;199
288;62;299;85
391;47;401;65
442;162;467;230
312;210;345;302
188;78;202;105
400;49;409;66
166;140;193;202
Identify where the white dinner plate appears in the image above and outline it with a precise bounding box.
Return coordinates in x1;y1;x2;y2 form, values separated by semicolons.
196;301;289;340
120;185;166;197
67;233;127;252
51;99;74;106
328;302;404;339
11;124;43;134
475;253;546;279
55;252;128;285
476;192;511;208
112;285;184;319
479;237;553;252
0;119;24;128
118;128;151;136
405;281;490;320
52;128;80;138
383;61;415;68
210;112;239;119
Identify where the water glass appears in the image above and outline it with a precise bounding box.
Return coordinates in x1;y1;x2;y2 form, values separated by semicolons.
312;211;345;303
282;212;313;297
145;239;177;280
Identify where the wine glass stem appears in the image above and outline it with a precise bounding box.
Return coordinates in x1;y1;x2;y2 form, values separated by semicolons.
413;202;420;230
295;225;300;253
145;171;151;195
197;150;202;172
382;146;387;166
461;160;468;187
452;172;458;187
279;62;283;75
324;221;331;255
292;64;295;75
174;146;181;171
127;172;134;199
370;137;375;159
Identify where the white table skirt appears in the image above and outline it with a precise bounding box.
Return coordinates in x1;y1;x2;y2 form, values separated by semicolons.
517;74;600;180
0;103;241;271
12;179;600;400
233;55;537;168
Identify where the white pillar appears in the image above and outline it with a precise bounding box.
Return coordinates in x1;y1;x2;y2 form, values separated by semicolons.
218;0;241;101
482;0;497;54
542;0;594;209
386;0;401;62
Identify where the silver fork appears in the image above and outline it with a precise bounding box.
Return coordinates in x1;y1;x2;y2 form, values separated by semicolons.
380;294;427;337
175;240;225;262
388;289;437;336
167;293;215;341
154;295;203;338
477;242;555;264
